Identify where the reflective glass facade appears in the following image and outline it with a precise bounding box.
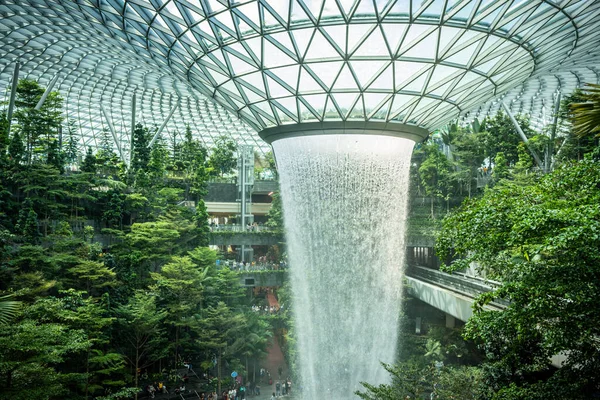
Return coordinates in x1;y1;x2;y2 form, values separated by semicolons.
1;0;599;150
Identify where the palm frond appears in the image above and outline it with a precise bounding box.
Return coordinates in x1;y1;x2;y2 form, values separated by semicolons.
571;83;600;138
0;294;22;325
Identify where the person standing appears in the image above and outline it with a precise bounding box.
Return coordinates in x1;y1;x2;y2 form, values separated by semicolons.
270;392;276;400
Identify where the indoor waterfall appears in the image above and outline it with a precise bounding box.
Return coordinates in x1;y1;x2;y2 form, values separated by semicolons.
272;134;414;399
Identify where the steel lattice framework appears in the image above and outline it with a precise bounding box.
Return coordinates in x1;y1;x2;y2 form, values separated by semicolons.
1;0;599;151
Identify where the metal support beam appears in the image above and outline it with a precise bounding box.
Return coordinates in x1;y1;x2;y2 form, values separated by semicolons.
147;101;178;148
129;93;136;167
34;74;59;111
546;92;562;172
501;102;544;169
6;62;20;134
240;151;247;263
100;104;126;164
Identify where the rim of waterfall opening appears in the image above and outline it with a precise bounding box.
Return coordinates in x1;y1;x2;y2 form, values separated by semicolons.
258;121;430;144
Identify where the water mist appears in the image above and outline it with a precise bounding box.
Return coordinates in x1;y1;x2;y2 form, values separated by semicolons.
272;134;414;399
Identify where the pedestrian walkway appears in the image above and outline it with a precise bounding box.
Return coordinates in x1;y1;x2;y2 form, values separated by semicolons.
252;335;293;400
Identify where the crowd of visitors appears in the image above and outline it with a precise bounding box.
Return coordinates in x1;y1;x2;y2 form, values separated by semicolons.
209;222;271;232
216;259;288;272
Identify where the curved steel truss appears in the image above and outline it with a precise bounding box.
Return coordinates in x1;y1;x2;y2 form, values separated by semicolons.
1;0;599;150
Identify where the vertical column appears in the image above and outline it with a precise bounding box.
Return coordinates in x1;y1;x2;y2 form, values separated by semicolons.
6;62;20;135
238;145;254;263
445;314;456;328
130;93;136;167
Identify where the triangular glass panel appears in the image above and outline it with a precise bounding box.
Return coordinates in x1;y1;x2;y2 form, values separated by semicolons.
252;101;277;122
416;0;445;19
385;0;410;16
369;96;392;121
348;95;365;120
261;2;286;29
238;71;266;96
298;95;326;121
321;25;347;53
300;93;328;118
367;62;394;90
263;38;296;68
347;23;373;54
273;96;298;118
331;92;360;118
305;0;324;21
399;24;429;53
354;26;389;57
290;0;314;23
400;28;438;60
332;63;359;91
208;69;229;86
448;0;475;22
226;51;256;76
324;95;342;119
444;40;481;66
394;61;428;90
381;23;408;56
427;79;454;97
299;66;324;93
238;83;265;104
363;93;389;116
267;31;297;58
321;0;345;19
305;29;342;61
353;0;377;19
268;65;301;90
232;3;260;33
298;98;319;121
427;64;461;89
389;94;418;119
291;27;316;59
273;102;297;124
437;26;462;58
402;68;431;93
349;60;387;89
266;75;294;98
305;61;344;89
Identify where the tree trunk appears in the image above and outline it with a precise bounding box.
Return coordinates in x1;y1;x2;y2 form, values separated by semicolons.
430;196;435;220
174;326;179;369
85;350;90;400
135;346;139;400
217;349;222;395
253;359;256;385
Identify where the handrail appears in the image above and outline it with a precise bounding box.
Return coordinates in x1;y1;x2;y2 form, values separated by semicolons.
406;265;509;308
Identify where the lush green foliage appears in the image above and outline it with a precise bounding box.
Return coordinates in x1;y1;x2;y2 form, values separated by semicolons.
0;80;269;400
436;159;600;398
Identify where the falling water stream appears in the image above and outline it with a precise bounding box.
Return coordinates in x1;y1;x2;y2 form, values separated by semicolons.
272;134;414;399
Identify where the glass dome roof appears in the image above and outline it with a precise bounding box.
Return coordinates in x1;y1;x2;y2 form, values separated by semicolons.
1;0;599;150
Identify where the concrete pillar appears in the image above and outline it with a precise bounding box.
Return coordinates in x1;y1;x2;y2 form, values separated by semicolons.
445;313;456;328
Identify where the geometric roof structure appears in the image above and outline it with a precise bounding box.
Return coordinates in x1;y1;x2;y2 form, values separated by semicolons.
1;0;600;151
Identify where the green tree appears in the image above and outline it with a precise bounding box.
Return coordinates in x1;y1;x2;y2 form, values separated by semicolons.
63;119;80;165
147;138;169;186
436;159;600;398
265;191;283;230
208;136;237;178
150;256;210;365
0;313;89;400
8;131;24;165
81;147;96;173
197;302;247;395
417;142;454;218
131;124;151;173
115;292;167;400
